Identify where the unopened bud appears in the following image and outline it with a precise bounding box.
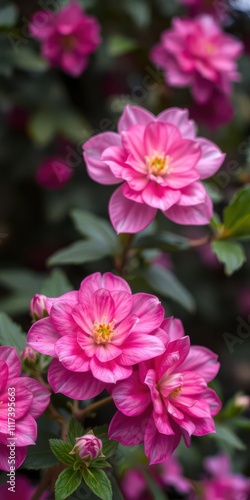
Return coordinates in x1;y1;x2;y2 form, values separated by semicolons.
69;431;104;466
30;294;48;321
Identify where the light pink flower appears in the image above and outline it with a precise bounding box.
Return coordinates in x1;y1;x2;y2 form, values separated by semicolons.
109;317;221;464
122;454;191;499
150;15;243;104
30;293;48;320
70;431;103;465
29;0;101;77
0;346;50;471
27;272;165;399
35;156;73;190
83;105;225;233
202;453;250;500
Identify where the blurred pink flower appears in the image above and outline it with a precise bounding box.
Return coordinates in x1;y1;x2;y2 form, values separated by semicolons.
0;474;49;500
0;346;50;471
109;317;221;464
122;454;191;499
83;105;225;233
189;89;234;129
202;453;250;500
27;272;165;399
236;286;250;317
178;0;228;21
35;156;73;189
30;0;101;77
150;15;243;104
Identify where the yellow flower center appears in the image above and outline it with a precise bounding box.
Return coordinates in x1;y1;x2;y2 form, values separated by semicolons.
169;386;182;399
204;42;216;54
93;320;116;344
145;152;171;176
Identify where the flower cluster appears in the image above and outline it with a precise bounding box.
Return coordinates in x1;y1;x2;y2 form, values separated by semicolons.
29;0;101;77
0;346;50;471
150;15;243;106
83;105;225;233
27;273;221;464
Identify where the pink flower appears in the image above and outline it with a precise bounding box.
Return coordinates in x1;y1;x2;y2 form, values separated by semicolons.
0;474;49;500
70;431;103;465
35;156;73;190
27;272;165;399
202;453;250;500
0;346;50;471
83;105;225;233
150;15;243;104
122;454;191;499
109;317;221;464
30;294;48;320
29;0;101;77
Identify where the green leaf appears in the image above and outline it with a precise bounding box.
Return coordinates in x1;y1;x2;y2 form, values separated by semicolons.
13;47;48;72
0;312;26;351
142;470;167;500
133;231;190;252
55;468;82;500
211;240;246;275
22;436;60;470
142;264;196;312
223;186;250;239
0;4;18;27
82;467;112;500
0;268;44;293
68;418;85;447
28;109;59;145
71;210;119;252
90;459;111;469
213;424;246;450
233;417;250;430
49;439;75;466
41;268;73;296
107;35;138;56
48;240;111;266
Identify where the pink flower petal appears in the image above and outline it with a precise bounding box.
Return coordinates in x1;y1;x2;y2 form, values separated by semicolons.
22;378;50;418
144;417;181;464
142;182;181;211
177;181;207;206
50;299;78;336
48;359;106;399
144;122;181;156
0;444;27;471
180;346;220;382
27;317;60;357
94;344;122;362
161;317;185;341
111;371;151;416
90;357;132;383
164;193;213;225
15;414;37;446
112;315;139;346
0;361;8;392
83;132;122;185
118;105;155;133
109;410;150;445
102;272;132;293
109;186;157;234
201;388;222;416
121;125;147;164
131;293;164;333
55;334;90;372
195;138;225;179
0;346;21;378
118;333;165;366
157;108;196;139
111;291;133;322
91;289;115;323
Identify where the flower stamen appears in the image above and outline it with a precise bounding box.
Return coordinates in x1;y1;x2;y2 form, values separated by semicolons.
93;319;116;344
145;151;171;176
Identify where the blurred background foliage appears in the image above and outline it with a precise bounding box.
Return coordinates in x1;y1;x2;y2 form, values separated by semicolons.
1;0;250;496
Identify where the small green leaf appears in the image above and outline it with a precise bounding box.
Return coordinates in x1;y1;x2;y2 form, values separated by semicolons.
90;459;111;469
41;268;73;296
82;467;112;500
233;417;250;430
211;240;246;275
133;231;190;252
13;47;48;72
22;437;59;470
142;264;196;312
0;312;26;351
68;418;85;447
55;468;82;500
71;210;119;252
50;439;75;466
213;424;246;450
107;35;138;56
223;186;250;239
48;240;111;266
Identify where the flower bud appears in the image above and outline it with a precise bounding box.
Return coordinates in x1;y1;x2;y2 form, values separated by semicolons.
69;431;103;466
20;346;38;364
30;294;48;321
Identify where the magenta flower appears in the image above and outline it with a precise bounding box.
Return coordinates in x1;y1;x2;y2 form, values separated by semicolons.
109;317;221;464
0;346;50;471
30;0;101;77
35;157;73;190
202;453;250;500
83;105;225;233
70;431;103;465
27;272;165;399
150;15;243;104
0;474;49;500
189;88;234;129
